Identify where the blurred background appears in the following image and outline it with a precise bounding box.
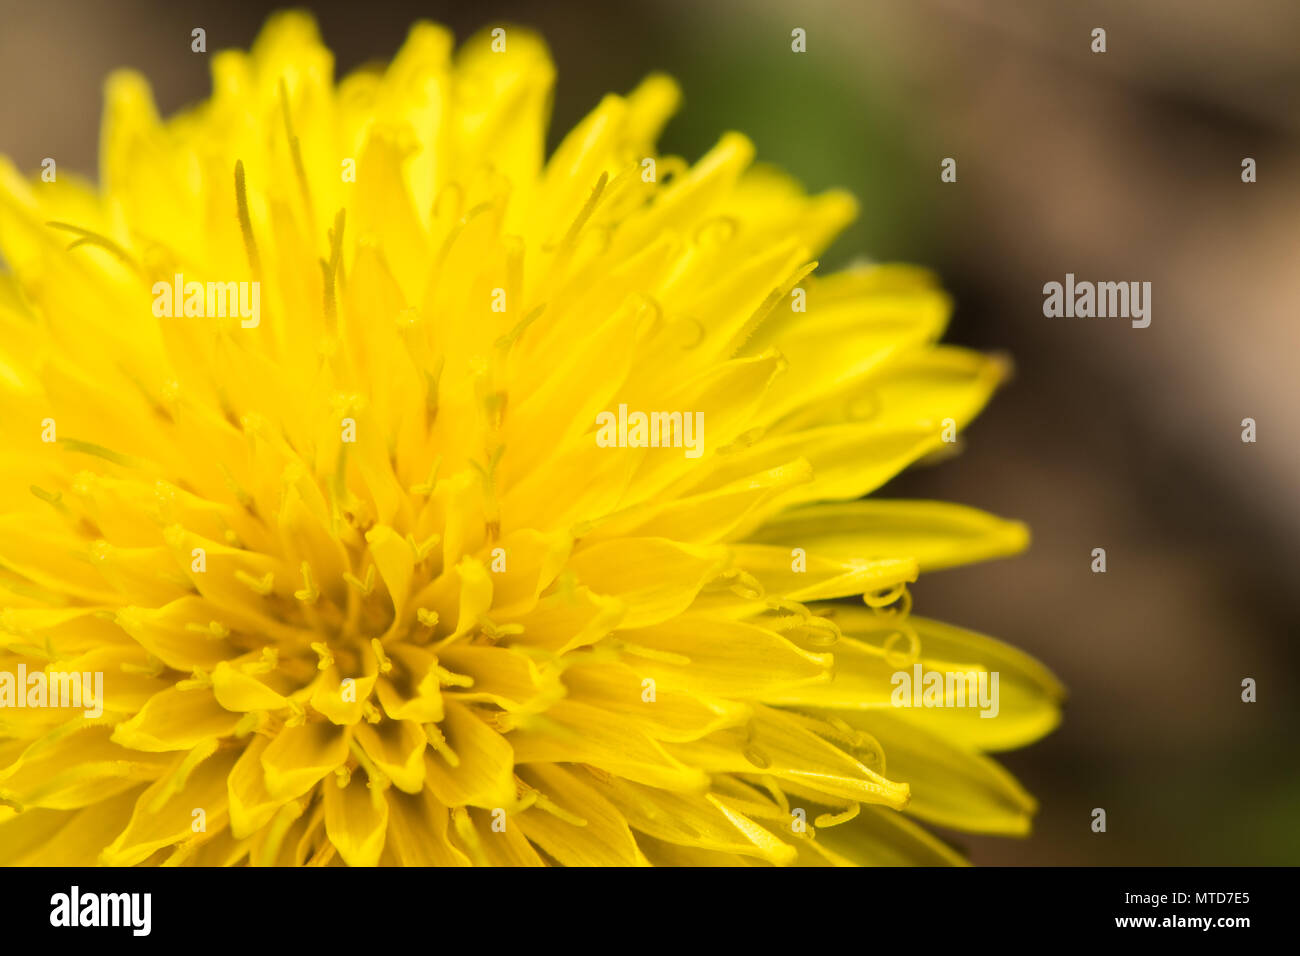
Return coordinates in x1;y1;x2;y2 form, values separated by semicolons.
1;0;1297;864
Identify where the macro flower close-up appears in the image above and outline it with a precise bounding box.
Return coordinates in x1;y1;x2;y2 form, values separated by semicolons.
0;11;1063;867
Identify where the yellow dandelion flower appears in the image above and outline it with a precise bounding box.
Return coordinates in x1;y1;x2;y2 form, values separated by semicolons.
0;13;1062;866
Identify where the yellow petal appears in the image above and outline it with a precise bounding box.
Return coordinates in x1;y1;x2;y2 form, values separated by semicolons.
423;700;516;808
614;615;830;698
354;719;427;794
439;644;561;712
1;724;172;810
110;686;242;751
226;735;284;839
113;598;238;671
211;660;291;712
374;644;444;724
580;769;794;865
364;524;415;621
803;805;967;867
745;499;1029;572
729;544;917;602
260;719;350;801
100;745;240;865
567;538;727;629
587;460;812;544
478;528;571;617
635;832;766;867
0;787;144;865
560;656;751;742
751;274;949;427
309;663;378;726
765;611;1065;752
384;787;470;866
323;770;389;867
829;708;1036;835
503;585;624;654
458;806;546;866
514;763;648;866
450;27;554;214
510;699;709;793
668;705;910;809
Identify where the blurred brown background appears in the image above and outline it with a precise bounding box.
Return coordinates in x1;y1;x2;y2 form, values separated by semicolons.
2;0;1297;864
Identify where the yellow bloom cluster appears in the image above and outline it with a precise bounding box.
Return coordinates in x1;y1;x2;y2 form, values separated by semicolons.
0;13;1061;865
